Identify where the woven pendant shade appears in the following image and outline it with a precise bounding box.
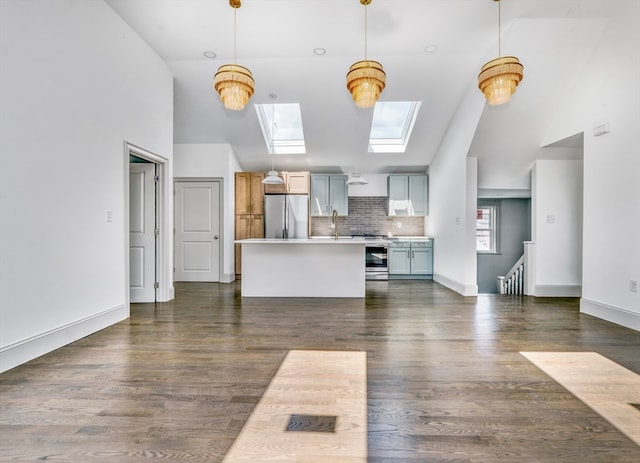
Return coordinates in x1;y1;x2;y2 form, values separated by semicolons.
346;60;386;109
214;64;255;111
478;56;523;106
214;0;254;111
478;0;523;105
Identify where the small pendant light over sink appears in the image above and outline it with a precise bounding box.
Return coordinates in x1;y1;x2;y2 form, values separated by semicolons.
346;172;368;185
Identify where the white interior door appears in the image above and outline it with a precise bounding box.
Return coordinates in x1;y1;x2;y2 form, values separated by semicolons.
174;181;221;282
130;163;156;302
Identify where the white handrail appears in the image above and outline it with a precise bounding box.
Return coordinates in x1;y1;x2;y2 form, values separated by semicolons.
497;254;525;295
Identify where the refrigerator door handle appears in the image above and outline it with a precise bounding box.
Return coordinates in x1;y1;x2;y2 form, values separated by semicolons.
282;200;287;239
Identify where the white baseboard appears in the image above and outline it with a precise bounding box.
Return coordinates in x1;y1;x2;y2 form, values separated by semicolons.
580;298;640;332
0;304;128;374
535;285;582;297
221;272;236;283
433;273;478;296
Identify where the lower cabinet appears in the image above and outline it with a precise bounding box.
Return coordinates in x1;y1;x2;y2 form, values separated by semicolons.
235;214;264;276
389;239;433;279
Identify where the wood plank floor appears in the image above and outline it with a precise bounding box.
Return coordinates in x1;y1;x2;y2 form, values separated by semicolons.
1;280;639;462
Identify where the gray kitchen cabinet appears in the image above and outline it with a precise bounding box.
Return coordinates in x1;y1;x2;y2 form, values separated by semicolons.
388;174;428;216
389;239;433;279
388;241;411;274
310;174;348;216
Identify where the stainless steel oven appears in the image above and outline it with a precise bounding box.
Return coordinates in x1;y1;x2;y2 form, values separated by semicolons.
365;243;389;280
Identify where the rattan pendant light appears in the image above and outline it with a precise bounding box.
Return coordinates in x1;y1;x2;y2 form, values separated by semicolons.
214;0;255;111
346;0;386;109
478;0;523;106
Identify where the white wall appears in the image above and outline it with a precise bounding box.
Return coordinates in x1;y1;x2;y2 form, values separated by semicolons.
542;2;640;329
531;160;583;296
428;85;484;296
0;0;174;372
174;143;241;282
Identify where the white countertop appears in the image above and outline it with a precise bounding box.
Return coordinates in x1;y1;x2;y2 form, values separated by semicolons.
236;238;366;244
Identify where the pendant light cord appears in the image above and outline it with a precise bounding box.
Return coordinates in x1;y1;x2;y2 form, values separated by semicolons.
497;0;502;57
364;4;368;60
233;7;237;64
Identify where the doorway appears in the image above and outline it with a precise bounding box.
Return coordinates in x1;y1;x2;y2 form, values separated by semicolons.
126;143;170;304
129;156;158;302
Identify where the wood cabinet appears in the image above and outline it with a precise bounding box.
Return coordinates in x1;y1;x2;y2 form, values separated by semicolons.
235;172;265;214
264;171;310;194
389;239;433;279
234;214;264;275
235;172;265;276
388;174;428;216
310;174;348;216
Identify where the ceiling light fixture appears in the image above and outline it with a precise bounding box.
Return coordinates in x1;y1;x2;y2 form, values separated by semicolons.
478;0;523;106
263;97;284;185
346;0;386;109
262;156;284;185
214;0;255;111
346;172;368;185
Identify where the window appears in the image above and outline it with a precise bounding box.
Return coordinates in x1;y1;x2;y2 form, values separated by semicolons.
368;101;421;153
255;103;306;154
477;203;499;253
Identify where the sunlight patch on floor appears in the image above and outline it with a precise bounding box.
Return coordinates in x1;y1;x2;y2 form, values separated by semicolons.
222;350;367;462
522;351;640;446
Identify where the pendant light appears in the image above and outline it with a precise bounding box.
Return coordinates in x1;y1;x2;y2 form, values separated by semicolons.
346;172;368;185
262;156;284;185
346;0;386;109
478;0;524;106
214;0;255;111
262;100;284;185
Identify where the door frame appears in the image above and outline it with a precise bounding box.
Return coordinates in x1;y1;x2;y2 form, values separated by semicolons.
124;141;173;305
174;177;224;283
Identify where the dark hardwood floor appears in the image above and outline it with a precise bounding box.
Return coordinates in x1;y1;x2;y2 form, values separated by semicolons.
1;281;639;462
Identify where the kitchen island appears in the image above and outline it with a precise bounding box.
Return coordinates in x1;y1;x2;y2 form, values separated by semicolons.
236;238;365;297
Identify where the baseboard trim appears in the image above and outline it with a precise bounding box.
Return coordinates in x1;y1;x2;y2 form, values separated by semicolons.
0;304;128;374
534;285;582;297
433;273;478;296
221;272;236;283
580;298;640;332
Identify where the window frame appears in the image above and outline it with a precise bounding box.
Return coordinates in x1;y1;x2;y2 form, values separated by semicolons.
476;202;500;254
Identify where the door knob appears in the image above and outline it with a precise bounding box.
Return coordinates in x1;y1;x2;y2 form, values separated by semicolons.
214;235;219;239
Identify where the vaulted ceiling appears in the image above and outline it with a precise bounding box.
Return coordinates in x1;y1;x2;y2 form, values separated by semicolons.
105;0;614;180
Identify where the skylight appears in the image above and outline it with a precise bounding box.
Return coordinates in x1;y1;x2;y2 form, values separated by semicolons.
368;101;421;153
255;103;306;155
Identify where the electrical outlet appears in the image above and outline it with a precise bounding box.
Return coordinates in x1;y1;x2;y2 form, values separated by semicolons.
630;280;639;293
397;222;402;229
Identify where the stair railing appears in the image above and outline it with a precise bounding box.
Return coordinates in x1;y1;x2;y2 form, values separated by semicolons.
497;255;525;295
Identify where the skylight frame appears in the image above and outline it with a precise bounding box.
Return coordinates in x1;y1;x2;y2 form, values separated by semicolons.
255;103;306;155
368;101;422;153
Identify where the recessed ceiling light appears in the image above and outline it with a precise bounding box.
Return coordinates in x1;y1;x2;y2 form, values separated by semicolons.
313;48;327;56
424;44;438;53
203;50;217;59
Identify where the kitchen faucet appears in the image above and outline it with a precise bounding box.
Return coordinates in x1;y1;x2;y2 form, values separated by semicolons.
331;209;338;240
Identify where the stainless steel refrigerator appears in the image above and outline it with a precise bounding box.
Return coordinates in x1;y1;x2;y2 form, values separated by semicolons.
264;194;309;239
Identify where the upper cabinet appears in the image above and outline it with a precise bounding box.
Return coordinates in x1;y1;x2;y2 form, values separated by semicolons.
310;174;348;216
235;172;264;215
388;174;428;216
264;171;310;194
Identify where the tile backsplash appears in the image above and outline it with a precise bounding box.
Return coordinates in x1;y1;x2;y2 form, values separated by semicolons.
310;197;425;237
